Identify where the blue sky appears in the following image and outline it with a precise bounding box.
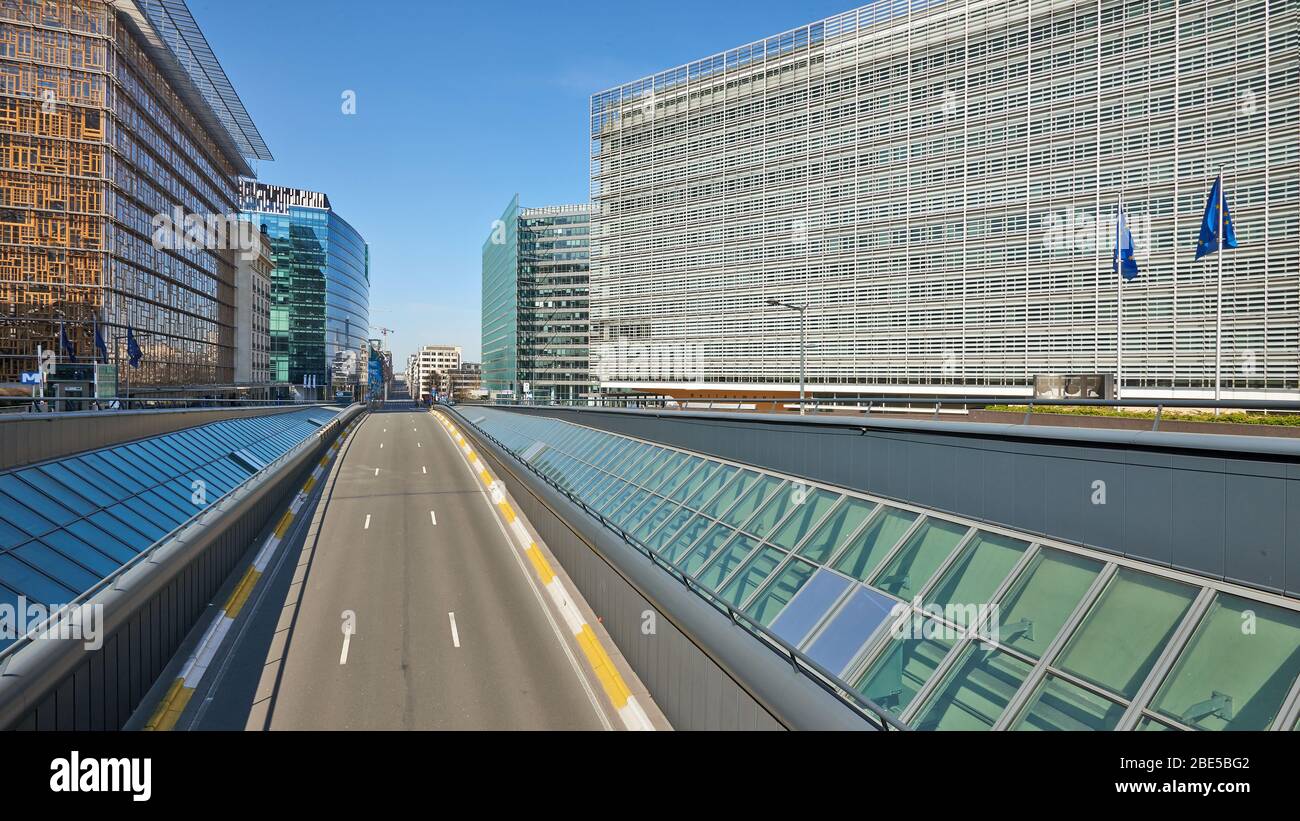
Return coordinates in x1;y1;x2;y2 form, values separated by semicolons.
195;0;856;366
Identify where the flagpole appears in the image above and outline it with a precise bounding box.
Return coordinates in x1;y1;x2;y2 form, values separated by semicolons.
1214;168;1224;412
1116;192;1123;400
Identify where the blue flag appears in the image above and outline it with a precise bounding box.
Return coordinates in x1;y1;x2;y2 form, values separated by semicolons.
126;327;142;368
60;322;78;362
1113;208;1139;281
1195;175;1239;260
93;316;108;364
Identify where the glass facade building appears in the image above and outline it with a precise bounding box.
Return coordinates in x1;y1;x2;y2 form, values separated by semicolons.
0;0;272;389
589;0;1300;400
464;407;1300;730
240;181;369;397
482;195;593;402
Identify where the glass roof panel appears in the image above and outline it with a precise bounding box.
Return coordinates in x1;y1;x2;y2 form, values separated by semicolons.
912;644;1033;731
796;497;876;563
767;488;842;551
925;531;1030;611
871;518;970;599
747;558;817;627
644;507;697;553
1148;594;1300;731
805;585;900;676
699;470;759;518
991;547;1103;658
743;484;803;541
659;514;714;562
719;476;785;528
695;534;759;591
769;569;852;646
1055;568;1199;700
832;507;918;582
719;545;788;608
854;625;954;715
1012;673;1127;731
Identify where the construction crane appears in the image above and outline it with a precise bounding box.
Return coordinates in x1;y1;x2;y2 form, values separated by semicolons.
370;325;395;351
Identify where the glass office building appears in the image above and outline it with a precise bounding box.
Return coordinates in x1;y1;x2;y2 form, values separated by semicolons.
0;0;272;389
240;181;369;397
464;407;1300;730
482;196;593;401
589;0;1300;400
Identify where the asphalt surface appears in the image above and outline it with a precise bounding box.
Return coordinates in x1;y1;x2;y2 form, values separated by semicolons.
155;408;611;730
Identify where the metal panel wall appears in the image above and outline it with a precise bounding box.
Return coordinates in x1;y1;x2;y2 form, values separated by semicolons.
503;407;1300;599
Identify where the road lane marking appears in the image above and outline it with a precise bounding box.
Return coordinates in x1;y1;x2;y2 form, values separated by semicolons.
340;631;352;665
432;410;653;731
364;514;371;530
448;612;460;648
430;510;437;525
417;442;422;448
422;466;427;474
380;443;384;449
375;468;380;476
145;416;363;731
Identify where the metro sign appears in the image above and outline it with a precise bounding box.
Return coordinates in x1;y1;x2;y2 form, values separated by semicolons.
20;371;42;384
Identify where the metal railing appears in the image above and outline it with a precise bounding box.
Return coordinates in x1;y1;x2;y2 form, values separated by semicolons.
0;395;339;414
446;404;909;732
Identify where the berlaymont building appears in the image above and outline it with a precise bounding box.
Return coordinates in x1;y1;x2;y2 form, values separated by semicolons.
588;0;1299;401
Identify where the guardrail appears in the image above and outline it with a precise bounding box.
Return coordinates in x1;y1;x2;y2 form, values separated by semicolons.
446;403;908;732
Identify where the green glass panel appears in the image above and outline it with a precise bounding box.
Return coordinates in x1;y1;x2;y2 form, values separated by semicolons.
1055;568;1198;700
660;514;713;562
720;546;788;608
720;476;785;528
796;498;876;563
699;471;759;518
912;644;1032;731
671;463;728;504
1135;716;1179;731
657;459;707;498
926;531;1030;611
645;507;696;552
989;547;1103;658
767;489;841;551
832;507;918;582
630;499;680;543
1012;674;1127;731
642;454;697;493
695;534;759;591
871;518;970;598
854;626;954;715
682;465;737;509
1149;594;1300;731
678;524;739;575
742;484;803;540
746;559;818;627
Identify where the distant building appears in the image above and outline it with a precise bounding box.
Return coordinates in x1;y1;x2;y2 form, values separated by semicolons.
235;228;274;394
482;196;592;403
410;344;462;401
448;362;483;401
240;181;370;400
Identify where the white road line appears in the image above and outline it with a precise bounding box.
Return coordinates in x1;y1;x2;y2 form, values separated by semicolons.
374;468;379;476
340;631;352;665
417;442;422;448
422;466;427;474
364;514;371;530
430;510;437;525
448;612;460;648
380;443;384;449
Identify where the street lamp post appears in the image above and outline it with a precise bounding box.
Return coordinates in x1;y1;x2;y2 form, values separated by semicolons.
766;299;807;415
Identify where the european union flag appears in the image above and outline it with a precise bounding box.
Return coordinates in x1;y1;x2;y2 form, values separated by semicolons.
1195;175;1239;260
1113;208;1139;281
126;326;142;368
93;317;108;364
59;322;77;362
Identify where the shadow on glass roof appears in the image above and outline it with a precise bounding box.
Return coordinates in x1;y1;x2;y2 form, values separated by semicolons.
0;408;339;648
465;407;1300;732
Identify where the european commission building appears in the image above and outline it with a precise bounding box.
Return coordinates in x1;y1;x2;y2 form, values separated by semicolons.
588;0;1299;399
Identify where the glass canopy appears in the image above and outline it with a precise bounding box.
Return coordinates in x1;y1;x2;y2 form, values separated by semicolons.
464;408;1300;731
0;407;341;646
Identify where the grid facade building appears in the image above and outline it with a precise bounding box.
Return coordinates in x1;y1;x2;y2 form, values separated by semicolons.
0;0;266;388
234;227;272;388
589;0;1300;399
409;343;461;401
481;195;593;401
240;181;370;398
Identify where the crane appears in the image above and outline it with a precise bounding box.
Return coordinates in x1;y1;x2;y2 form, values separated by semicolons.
369;325;395;351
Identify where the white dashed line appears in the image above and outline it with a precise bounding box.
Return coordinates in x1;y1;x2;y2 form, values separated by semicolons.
422;466;427;475
374;468;379;476
430;510;437;525
364;514;371;530
448;612;460;648
340;631;352;665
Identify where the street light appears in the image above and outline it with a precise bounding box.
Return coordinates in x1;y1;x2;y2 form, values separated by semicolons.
766;299;807;415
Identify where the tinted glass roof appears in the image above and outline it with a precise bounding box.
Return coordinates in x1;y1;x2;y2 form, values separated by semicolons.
467;407;1300;731
0;408;339;644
